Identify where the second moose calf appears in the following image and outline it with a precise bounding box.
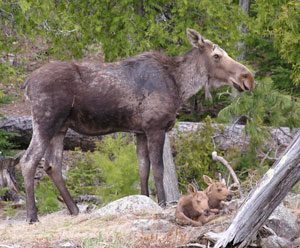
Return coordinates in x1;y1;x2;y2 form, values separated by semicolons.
175;184;216;227
203;175;232;214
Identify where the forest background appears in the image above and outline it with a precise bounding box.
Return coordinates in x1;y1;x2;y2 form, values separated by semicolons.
1;0;300;211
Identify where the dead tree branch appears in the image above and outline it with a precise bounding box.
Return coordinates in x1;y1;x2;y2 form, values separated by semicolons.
212;151;243;198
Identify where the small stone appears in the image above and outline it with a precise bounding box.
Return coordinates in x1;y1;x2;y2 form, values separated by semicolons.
132;219;173;233
261;235;292;248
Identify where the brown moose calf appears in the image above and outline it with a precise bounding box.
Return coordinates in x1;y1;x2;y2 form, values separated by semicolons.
175;184;216;227
203;175;232;214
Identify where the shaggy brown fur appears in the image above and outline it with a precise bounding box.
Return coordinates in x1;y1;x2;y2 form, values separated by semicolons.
203;175;232;213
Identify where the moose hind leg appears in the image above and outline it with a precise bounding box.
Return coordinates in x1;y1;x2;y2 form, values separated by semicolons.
136;133;151;196
21;130;51;223
146;130;166;206
44;129;79;215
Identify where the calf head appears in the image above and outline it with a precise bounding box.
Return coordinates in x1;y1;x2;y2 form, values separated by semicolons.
186;29;255;93
188;184;210;214
203;175;232;201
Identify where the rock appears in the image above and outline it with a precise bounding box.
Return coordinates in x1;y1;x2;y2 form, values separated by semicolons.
265;203;300;240
93;195;162;217
132;219;173;233
77;204;89;213
225;198;243;212
59;241;74;247
283;193;300;209
261;235;292;248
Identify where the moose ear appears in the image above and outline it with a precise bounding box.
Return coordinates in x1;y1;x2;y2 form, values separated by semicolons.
203;175;213;185
188;184;197;194
186;28;205;48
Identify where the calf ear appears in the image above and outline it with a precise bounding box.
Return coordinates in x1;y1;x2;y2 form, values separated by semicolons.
186;28;205;48
188;184;197;194
203;175;213;185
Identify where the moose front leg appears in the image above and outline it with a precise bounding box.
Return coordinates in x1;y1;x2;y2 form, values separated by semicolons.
146;130;166;206
136;133;151;196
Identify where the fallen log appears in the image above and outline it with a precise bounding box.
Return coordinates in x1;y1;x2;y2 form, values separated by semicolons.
205;129;300;248
0;116;294;153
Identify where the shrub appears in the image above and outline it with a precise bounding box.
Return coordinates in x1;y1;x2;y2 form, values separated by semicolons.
35;177;62;215
66;133;140;203
218;77;300;178
172;116;221;192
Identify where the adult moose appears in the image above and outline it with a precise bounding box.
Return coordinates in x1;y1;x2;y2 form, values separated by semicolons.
21;29;254;222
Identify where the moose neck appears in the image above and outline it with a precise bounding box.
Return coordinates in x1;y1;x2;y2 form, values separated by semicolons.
174;48;208;102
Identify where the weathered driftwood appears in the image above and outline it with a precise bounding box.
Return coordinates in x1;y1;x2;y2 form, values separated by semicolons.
0;116;294;153
205;129;300;248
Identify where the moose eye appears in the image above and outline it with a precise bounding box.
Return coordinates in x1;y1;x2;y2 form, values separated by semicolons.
197;200;201;203
217;189;222;192
213;54;220;60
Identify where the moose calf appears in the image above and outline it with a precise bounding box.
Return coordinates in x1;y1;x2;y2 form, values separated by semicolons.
175;184;216;227
203;175;232;214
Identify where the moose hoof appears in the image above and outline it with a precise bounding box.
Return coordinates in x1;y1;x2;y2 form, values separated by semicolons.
27;217;39;224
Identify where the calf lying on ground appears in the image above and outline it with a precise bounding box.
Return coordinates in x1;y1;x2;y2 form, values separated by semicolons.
175;184;215;227
203;175;232;214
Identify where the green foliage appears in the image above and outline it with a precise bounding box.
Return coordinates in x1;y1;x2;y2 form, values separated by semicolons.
218;77;300;172
247;0;300;94
0;186;10;197
272;1;300;84
35;177;61;215
66;149;105;197
0;130;19;156
172;116;220;192
3;204;17;218
67;134;140;203
0;0;245;62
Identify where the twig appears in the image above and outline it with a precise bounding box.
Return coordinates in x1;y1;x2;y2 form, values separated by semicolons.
177;243;206;248
212;151;243;198
278;127;293;140
259;146;273;167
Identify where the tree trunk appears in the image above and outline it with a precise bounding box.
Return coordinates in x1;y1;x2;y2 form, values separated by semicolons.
205;129;300;248
0;151;24;201
163;133;180;203
237;0;250;61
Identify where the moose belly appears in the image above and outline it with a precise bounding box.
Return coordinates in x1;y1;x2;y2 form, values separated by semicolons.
67;107;143;136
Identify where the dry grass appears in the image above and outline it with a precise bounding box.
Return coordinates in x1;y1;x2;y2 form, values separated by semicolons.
0;208;202;248
0;211;138;248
